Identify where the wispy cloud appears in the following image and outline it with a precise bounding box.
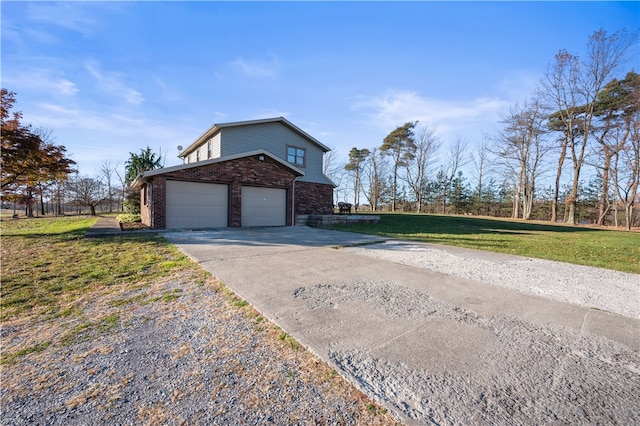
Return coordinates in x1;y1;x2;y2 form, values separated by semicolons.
253;109;290;119
351;89;509;141
2;69;79;97
25;2;105;36
85;62;144;105
29;101;199;173
229;55;281;79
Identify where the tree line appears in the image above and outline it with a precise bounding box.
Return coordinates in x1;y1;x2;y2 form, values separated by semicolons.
326;29;639;230
1;88;164;217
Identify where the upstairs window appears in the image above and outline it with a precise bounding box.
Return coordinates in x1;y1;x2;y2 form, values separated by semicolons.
196;149;201;162
287;146;305;166
207;140;213;159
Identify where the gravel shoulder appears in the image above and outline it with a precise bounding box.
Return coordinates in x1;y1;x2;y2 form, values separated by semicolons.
345;240;640;319
0;269;397;425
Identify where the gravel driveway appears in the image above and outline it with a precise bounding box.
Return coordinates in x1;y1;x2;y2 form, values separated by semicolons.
164;227;640;425
5;226;637;425
0;269;395;425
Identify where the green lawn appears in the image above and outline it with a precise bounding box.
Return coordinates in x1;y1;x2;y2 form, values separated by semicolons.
326;213;640;274
0;215;194;321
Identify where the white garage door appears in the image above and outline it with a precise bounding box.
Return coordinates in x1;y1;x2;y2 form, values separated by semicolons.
241;186;287;227
166;180;228;229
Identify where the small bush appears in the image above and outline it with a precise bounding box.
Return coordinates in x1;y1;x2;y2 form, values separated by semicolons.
123;199;140;215
117;214;141;223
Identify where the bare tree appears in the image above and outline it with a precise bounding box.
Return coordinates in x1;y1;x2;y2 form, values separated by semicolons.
66;175;107;216
543;50;581;223
613;112;640;230
494;97;550;220
404;125;440;212
471;137;493;215
543;29;634;224
439;139;470;214
100;160;117;212
323;147;338;179
113;165;128;211
362;148;388;212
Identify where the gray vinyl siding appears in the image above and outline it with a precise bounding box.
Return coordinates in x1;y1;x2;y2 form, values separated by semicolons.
183;134;221;164
220;122;329;184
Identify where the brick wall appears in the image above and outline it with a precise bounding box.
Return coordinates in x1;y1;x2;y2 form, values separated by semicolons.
144;155;302;229
140;186;151;227
295;181;334;215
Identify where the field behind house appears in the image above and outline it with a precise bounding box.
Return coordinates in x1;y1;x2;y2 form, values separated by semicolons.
326;213;640;274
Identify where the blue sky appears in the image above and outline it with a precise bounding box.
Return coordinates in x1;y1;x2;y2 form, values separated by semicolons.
2;1;639;179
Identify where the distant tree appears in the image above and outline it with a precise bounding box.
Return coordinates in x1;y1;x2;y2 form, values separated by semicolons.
591;71;640;225
344;147;370;211
494;97;550;220
66;175;106;216
113;165;128;212
124;147;164;185
323;146;339;179
450;171;471;214
100;160;117;213
1;89;76;216
438;139;470;214
124;147;163;214
404;125;439;212
542;29;634;224
480;178;500;216
613;110;640;230
362;148;388;211
470;138;493;215
381;122;417;211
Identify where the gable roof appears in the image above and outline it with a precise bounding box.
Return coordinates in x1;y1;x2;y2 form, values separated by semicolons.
178;117;330;158
132;149;305;189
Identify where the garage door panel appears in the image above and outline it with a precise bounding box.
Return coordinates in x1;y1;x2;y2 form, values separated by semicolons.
241;186;286;227
166;180;228;229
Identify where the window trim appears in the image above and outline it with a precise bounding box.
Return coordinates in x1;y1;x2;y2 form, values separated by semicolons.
286;145;306;167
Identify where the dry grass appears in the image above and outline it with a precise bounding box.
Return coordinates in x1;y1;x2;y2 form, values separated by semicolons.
1;215;399;425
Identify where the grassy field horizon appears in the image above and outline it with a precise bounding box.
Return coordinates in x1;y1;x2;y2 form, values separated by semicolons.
2;211;638;274
325;212;640;274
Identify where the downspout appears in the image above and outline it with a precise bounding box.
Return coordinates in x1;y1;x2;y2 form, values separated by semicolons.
291;178;296;226
149;181;154;229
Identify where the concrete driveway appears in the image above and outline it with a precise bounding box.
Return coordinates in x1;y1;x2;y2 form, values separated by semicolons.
164;226;640;425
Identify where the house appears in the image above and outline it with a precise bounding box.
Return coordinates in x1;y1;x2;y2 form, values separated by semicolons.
132;117;335;229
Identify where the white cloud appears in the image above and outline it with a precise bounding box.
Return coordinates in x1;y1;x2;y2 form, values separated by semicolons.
27;101;199;175
230;55;280;79
351;89;509;142
3;70;79;97
85;62;144;105
25;2;104;36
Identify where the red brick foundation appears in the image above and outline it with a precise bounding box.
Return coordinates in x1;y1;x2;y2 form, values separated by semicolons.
294;181;334;215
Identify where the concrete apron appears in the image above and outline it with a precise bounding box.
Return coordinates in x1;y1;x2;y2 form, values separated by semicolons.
165;227;639;424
